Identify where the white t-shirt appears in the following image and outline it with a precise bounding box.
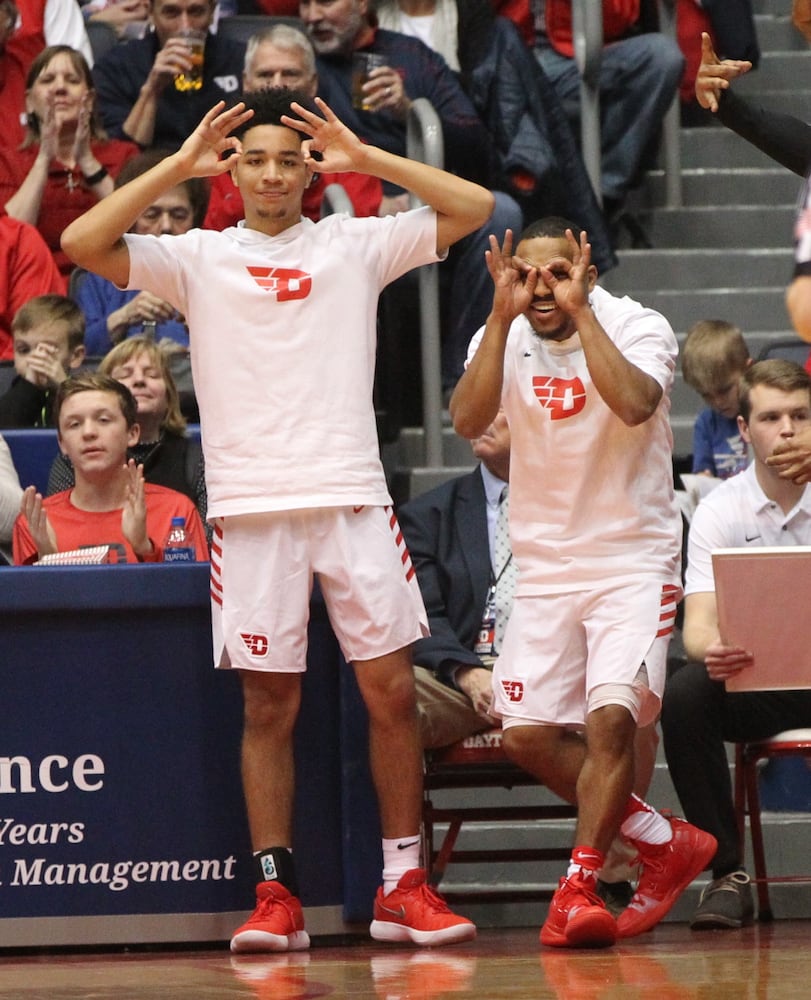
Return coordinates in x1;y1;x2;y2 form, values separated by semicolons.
125;208;441;517
467;284;681;594
685;463;811;595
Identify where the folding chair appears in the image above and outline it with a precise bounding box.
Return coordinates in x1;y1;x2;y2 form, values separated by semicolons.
734;729;811;920
422;728;577;903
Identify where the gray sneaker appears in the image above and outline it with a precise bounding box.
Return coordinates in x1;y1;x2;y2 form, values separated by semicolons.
690;870;754;929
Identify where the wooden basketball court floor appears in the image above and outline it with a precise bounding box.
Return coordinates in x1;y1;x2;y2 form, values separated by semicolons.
2;921;810;999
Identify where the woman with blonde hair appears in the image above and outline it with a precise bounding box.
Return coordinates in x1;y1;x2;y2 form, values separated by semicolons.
0;45;138;275
46;336;207;533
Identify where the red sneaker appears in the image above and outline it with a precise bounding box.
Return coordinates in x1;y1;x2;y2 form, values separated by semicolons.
230;881;311;953
540;872;617;948
616;816;718;939
369;868;477;946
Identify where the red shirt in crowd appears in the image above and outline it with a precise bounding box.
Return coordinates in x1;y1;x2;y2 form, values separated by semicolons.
13;482;209;565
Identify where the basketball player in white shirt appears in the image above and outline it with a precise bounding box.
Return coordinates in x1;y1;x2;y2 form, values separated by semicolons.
61;91;494;952
451;219;716;948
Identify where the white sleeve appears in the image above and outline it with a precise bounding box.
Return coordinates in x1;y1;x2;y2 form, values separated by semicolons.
465;325;485;367
45;0;94;65
596;289;677;394
0;436;23;546
684;496;729;596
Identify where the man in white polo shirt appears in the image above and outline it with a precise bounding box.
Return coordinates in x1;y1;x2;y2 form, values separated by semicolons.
663;358;811;930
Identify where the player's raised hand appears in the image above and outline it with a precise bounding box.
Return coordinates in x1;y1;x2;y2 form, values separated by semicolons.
178;101;255;178
282;98;365;174
486;229;538;323
538;228;592;316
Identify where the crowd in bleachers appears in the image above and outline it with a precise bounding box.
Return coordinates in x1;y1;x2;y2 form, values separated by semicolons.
6;0;811;945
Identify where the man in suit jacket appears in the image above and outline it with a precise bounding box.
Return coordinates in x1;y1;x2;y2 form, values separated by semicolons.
398;411;510;749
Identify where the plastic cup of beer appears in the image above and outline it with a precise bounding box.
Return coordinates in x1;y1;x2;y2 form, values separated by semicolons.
173;27;205;92
351;52;386;111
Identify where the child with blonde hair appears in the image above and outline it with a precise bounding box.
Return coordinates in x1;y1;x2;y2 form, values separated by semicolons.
682;319;751;478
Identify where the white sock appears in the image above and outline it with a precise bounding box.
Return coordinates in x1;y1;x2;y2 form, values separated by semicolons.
381;835;421;895
620;807;673;845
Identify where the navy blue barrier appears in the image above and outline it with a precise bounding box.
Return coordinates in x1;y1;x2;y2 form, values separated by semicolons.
0;564;356;947
3;428;59;493
3;426;202;495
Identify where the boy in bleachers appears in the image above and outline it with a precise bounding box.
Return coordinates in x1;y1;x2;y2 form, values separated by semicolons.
0;295;86;429
13;371;207;565
682;319;752;479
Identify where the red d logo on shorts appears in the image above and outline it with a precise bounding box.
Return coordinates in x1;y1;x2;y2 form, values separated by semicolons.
241;632;269;657
533;375;587;419
247;266;312;301
500;679;524;703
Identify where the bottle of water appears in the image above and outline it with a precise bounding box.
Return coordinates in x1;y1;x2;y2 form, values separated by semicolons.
163;516;195;562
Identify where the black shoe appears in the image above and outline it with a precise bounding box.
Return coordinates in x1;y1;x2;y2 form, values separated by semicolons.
690;870;754;930
595;878;634;918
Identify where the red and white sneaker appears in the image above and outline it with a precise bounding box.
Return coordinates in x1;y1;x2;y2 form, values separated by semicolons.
369;868;477;946
230;881;311;953
616;816;718;939
540;871;617;948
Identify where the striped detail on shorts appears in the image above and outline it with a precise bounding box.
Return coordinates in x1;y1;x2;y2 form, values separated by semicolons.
387;505;416;583
656;583;680;638
209;519;223;607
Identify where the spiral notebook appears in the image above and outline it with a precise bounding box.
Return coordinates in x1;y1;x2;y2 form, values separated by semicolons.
35;545;112;566
712;546;811;692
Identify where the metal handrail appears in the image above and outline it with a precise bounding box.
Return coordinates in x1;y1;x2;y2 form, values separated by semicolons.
572;0;682;208
406;98;445;468
320;182;355;217
573;0;604;204
656;0;683;208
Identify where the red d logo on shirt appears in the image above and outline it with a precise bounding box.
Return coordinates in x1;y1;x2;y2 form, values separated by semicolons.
247;266;312;301
533;375;587;419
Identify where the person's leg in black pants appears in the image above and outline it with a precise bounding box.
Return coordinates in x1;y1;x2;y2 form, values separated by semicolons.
662;660;811;877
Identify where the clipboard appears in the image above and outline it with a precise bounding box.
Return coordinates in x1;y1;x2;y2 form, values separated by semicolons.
712;546;811;692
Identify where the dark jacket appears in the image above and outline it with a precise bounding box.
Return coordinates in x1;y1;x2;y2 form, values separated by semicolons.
315;28;496;193
466;16;617;273
92;30;245;150
398;467;493;687
718;89;811;179
0;376;53;429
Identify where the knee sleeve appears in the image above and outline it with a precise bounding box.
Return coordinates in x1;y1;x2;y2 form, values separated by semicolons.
588;682;642;722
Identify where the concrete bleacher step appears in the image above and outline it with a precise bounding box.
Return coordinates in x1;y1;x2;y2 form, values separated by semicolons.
754;13;808;50
732;50;811;93
397;425;474;469
638;205;795;249
677;126;799;171
639;287;790;332
602;247;793;290
641;168;801;209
